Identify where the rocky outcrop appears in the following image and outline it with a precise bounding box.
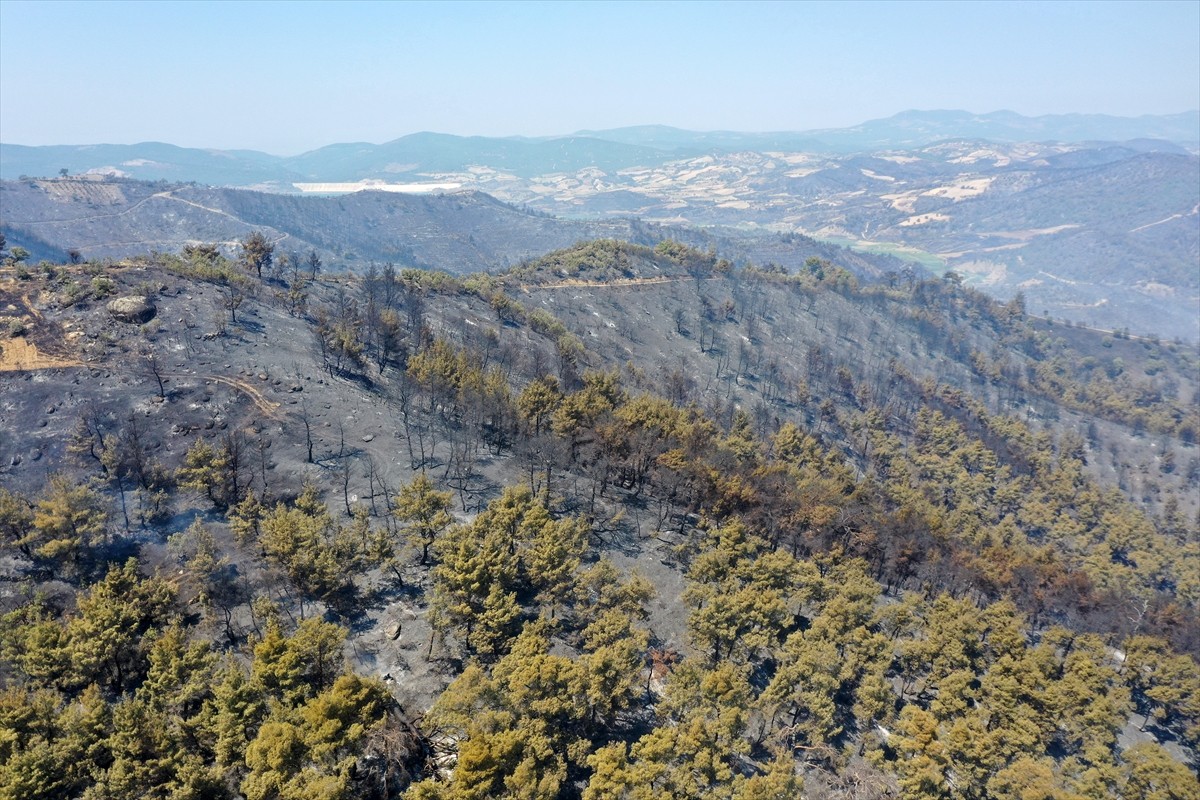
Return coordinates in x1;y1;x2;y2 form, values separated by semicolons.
106;295;156;324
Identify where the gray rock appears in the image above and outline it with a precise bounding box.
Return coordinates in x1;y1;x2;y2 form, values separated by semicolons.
106;295;156;324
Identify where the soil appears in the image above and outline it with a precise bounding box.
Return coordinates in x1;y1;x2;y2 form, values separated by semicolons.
0;263;707;712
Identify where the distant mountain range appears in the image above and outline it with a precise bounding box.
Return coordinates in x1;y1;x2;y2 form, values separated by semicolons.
2;109;1197;340
577;110;1200;153
2;110;1196;188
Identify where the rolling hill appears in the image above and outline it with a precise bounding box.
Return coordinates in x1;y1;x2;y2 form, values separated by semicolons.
0;176;901;278
2;109;1197;340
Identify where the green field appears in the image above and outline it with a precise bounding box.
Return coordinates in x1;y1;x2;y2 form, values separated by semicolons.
818;236;948;272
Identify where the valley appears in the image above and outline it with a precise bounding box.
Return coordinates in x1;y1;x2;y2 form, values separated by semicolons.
0;175;901;280
4;111;1196;342
460;143;1200;342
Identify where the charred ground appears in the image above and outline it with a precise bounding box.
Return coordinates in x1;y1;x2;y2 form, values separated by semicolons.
0;240;1197;798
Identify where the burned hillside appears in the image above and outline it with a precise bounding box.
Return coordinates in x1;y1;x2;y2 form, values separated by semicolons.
0;240;1197;798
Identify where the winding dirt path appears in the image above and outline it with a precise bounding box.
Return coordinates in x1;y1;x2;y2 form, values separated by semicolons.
12;190;291;250
13;192;165;226
164;373;282;418
201;375;281;418
1129;203;1200;234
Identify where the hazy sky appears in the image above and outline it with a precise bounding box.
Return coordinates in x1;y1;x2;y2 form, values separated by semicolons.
1;0;1197;155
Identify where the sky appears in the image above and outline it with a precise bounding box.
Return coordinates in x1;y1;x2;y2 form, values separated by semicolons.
1;0;1197;155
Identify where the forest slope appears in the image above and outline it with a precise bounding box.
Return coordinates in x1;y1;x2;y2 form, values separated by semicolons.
0;240;1197;798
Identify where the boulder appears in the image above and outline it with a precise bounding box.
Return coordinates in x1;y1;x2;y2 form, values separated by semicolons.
107;296;156;324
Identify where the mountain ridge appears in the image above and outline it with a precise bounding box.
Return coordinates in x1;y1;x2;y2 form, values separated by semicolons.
2;110;1196;340
0;177;902;279
4;110;1196;185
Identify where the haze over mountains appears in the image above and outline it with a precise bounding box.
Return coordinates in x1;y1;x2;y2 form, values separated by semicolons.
2;109;1198;340
4;110;1197;183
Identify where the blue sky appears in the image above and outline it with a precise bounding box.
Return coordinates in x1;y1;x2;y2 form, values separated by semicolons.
1;0;1197;155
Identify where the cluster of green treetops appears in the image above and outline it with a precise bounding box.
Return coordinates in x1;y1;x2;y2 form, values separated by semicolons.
0;236;1196;797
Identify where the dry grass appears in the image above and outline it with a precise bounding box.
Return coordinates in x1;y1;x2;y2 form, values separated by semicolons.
0;279;83;371
0;336;81;371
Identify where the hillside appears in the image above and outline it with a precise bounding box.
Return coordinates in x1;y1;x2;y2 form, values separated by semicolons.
4;111;1196;340
479;144;1200;342
0;239;1197;798
0;176;900;277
